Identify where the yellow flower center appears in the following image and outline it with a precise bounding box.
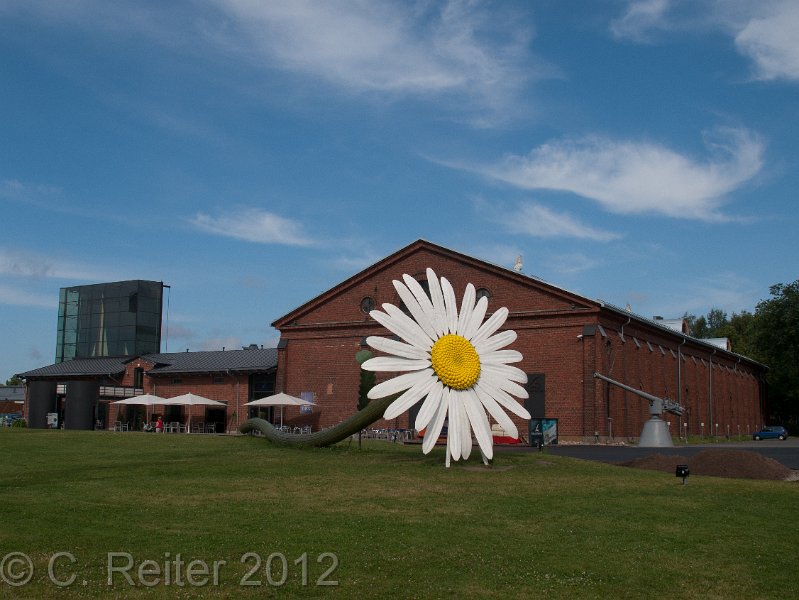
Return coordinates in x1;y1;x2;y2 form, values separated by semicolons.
430;334;481;390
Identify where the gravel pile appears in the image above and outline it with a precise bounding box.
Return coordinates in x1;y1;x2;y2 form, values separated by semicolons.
623;449;795;481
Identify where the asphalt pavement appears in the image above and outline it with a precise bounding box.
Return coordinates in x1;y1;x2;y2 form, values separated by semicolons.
498;438;799;470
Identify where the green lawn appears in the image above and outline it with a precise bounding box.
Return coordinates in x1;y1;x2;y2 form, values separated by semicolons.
1;429;797;599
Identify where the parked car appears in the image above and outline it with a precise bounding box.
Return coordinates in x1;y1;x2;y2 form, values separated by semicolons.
752;426;788;441
1;413;23;427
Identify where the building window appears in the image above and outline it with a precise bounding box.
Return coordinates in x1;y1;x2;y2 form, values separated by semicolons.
172;377;182;385
360;297;375;314
133;368;144;388
476;287;491;301
213;376;225;384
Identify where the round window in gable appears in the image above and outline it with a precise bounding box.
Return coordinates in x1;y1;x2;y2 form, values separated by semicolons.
476;287;492;301
360;296;376;314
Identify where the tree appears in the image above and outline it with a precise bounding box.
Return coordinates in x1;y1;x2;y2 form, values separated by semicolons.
706;308;729;334
752;281;799;426
684;312;708;339
5;375;22;386
716;311;756;357
355;350;375;449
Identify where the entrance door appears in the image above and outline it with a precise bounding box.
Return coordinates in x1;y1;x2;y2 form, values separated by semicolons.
525;373;545;444
206;407;226;433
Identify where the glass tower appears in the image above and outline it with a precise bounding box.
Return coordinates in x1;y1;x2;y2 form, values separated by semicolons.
56;280;164;363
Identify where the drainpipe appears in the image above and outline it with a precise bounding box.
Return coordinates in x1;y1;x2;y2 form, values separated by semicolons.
228;369;242;434
677;338;686;406
620;314;631;340
620;314;631;437
709;348;717;434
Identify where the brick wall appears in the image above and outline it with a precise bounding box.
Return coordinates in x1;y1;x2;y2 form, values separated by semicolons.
275;243;766;441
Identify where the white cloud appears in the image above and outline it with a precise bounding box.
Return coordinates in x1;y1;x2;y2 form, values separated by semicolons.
3;0;543;125
190;208;315;246
733;1;799;81
542;252;602;276
0;284;55;308
471;244;526;271
610;0;672;41
207;0;538;123
0;178;62;208
470;127;764;220
199;336;242;352
639;272;762;317
610;1;799;82
497;203;620;241
0;247;120;281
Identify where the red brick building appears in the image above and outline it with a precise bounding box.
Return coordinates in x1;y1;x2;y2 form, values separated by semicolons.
19;348;277;432
273;240;766;442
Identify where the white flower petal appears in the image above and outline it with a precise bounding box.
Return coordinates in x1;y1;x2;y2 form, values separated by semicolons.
473;382;519;439
474;330;517;355
425;268;448;337
369;309;432;351
471;307;509;345
463;389;493;460
482;363;528;384
497;377;529;400
463;296;488;341
382;304;434;350
393;279;438;341
448;390;462;460
476;378;531;419
422;389;450;454
479;349;524;365
459;397;472;460
440;276;459;334
367;369;433;399
403;274;442;336
366;336;429;360
384;374;437;420
456;283;476;337
361;356;430;372
415;380;444;431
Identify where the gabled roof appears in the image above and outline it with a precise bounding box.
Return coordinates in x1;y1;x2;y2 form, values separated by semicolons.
17;348;278;380
271;238;765;370
272;238;597;327
18;357;132;379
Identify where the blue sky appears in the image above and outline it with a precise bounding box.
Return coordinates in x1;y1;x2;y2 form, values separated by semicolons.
2;0;797;378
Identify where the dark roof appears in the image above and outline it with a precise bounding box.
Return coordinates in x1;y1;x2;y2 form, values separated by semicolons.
18;357;132;379
145;348;278;375
17;348;278;380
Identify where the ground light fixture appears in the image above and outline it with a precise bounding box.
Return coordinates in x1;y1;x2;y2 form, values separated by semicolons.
676;464;690;485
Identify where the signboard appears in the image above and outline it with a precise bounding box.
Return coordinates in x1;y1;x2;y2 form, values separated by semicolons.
46;412;59;429
529;418;558;446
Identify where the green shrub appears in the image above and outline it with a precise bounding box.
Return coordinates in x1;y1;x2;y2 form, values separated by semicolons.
11;418;27;428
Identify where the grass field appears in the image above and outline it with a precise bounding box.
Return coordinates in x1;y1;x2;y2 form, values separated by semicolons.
1;429;797;599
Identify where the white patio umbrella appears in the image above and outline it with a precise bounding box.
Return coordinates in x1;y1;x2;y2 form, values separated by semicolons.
163;393;226;432
244;392;315;427
112;394;167;424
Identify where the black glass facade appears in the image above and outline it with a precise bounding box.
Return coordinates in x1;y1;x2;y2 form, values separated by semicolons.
56;280;163;363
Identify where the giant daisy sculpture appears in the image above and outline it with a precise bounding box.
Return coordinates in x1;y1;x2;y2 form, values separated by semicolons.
361;268;531;466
